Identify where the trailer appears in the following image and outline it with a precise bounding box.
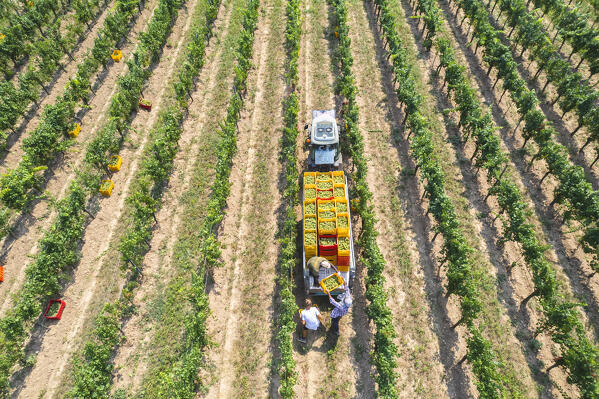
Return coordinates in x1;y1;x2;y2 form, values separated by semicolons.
301;110;356;295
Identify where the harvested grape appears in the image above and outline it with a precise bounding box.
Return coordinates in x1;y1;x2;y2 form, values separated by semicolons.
317;181;333;190
319;211;335;219
305;202;316;215
337;216;348;228
319;201;335;211
319;220;336;231
47;302;61;317
322;276;339;291
305;188;316;199
305;232;317;245
316;173;331;181
338;236;350;250
333;175;344;184
304;175;315;185
317;189;333;198
336;202;348;213
334;187;345;198
305;217;317;230
320;237;336;246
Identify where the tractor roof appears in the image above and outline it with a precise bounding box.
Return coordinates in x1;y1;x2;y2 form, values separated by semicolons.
311;111;339;145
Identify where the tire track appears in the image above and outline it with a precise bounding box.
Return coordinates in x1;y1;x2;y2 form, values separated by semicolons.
203;0;285;395
109;0;240;391
11;2;200;396
0;0;159;317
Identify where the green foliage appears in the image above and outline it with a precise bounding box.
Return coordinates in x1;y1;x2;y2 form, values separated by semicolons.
414;0;599;395
328;0;400;396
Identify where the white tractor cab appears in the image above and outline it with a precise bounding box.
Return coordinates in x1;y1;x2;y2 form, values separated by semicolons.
305;110;342;170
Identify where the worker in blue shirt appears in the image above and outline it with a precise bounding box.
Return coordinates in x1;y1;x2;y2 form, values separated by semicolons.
327;283;352;335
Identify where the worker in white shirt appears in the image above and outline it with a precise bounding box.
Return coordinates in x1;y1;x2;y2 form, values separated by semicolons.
298;298;324;343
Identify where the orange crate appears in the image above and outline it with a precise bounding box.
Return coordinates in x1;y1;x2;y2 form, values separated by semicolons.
332;170;345;184
0;265;3;282
318;218;336;235
304;171;317;186
320;273;344;293
335;198;348;213
333;183;345;199
336;213;349;236
304;198;316;217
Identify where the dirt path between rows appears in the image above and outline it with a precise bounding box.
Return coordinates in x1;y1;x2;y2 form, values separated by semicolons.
109;0;241;392
0;0;160;318
0;0;114;168
201;0;286;396
292;0;366;397
10;1;201;396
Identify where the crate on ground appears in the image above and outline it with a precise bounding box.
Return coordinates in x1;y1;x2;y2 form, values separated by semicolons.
0;265;3;282
320;272;343;293
332;170;345;184
303;171;317;185
44;299;66;320
304;184;316;200
304;198;316;217
319;235;337;255
333;183;345;199
335;198;348;213
99;180;114;197
111;49;122;62
304;229;317;258
108;155;122;172
318;218;336;235
336;213;349;236
68;123;81;138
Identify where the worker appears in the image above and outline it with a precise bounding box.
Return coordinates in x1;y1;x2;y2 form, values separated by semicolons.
298;298;325;343
306;256;333;281
327;283;352;336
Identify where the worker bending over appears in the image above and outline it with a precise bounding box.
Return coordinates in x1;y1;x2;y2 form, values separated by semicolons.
306;256;333;282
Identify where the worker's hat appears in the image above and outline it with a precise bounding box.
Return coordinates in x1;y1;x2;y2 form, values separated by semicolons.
321;260;332;268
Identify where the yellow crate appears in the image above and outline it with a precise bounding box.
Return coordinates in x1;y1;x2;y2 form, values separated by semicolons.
304;198;316;217
304;171;317;186
316;171;332;181
304;229;317;257
318;218;336;235
304;184;316;200
111;49;122;62
320;273;344;293
99;180;114;197
322;254;337;265
335;198;348;213
68;123;81;138
337;236;351;257
333;183;345;199
305;216;317;231
318;208;336;220
336;213;349;237
108;155;122;172
332;170;345;184
317;199;336;212
315;180;334;190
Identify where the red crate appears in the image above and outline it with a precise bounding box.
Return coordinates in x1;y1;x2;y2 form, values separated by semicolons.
337;255;350;266
44;299;66;320
319;235;337;255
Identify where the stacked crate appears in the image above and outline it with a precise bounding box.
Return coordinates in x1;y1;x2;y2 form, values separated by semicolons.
303;171;351;272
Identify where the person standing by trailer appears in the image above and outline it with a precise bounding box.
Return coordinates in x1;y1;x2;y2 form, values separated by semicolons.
298;298;324;343
327;283;352;336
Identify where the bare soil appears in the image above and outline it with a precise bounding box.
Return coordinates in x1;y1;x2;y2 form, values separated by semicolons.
10;1;201;396
0;0;160;318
